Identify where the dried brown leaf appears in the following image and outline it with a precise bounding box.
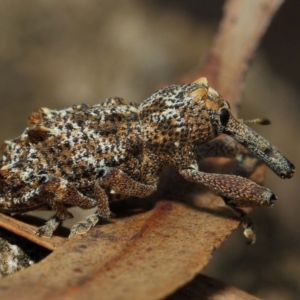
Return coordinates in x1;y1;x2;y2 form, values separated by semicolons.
0;164;266;299
0;0;283;299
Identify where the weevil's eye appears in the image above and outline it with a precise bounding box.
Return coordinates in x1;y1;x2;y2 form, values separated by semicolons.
219;108;230;126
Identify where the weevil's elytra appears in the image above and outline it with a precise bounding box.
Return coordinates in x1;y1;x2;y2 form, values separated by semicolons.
0;77;295;243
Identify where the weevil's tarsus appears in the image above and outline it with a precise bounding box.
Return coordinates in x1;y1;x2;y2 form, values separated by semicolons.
69;213;99;238
243;226;256;245
223;199;256;244
35;216;62;238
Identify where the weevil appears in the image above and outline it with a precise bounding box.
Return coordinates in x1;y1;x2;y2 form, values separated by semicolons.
0;77;294;243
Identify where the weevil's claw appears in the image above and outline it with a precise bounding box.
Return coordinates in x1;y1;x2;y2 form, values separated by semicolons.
268;192;277;206
244;226;256;245
241;215;256;245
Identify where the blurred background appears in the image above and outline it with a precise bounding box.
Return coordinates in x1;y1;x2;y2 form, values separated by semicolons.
0;0;299;298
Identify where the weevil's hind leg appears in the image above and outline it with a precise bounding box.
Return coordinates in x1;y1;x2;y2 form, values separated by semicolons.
69;167;158;238
223;197;256;244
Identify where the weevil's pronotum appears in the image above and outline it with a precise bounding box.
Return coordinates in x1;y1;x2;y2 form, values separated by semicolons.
0;77;294;243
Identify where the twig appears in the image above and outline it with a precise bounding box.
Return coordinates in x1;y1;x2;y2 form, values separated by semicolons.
0;213;66;251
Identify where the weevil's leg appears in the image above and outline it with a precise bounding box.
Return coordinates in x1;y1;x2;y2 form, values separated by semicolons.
35;200;73;238
98;167;157;197
196;136;246;159
36;216;62;238
223;197;256;244
195;136;260;176
38;175;97;208
179;167;276;207
69;180;110;238
36;176;97;237
179;167;275;244
69;167;158;238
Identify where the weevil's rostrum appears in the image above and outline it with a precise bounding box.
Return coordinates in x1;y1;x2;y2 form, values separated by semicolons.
0;77;295;242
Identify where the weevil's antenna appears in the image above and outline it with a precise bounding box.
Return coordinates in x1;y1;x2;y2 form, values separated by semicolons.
238;118;271;125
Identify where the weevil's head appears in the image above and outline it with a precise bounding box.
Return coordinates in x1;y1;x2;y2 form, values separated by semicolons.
140;77;294;179
189;78;295;179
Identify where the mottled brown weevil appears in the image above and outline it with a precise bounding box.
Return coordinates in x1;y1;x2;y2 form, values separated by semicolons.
0;77;294;243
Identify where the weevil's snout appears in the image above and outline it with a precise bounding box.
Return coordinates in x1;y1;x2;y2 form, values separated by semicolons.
279;161;295;179
260;145;295;179
222;115;295;179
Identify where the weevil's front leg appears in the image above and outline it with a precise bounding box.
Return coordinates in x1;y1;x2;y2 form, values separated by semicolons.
69;167;158;238
195;136;260;176
179;166;276;244
180;167;276;207
196;136;246;159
